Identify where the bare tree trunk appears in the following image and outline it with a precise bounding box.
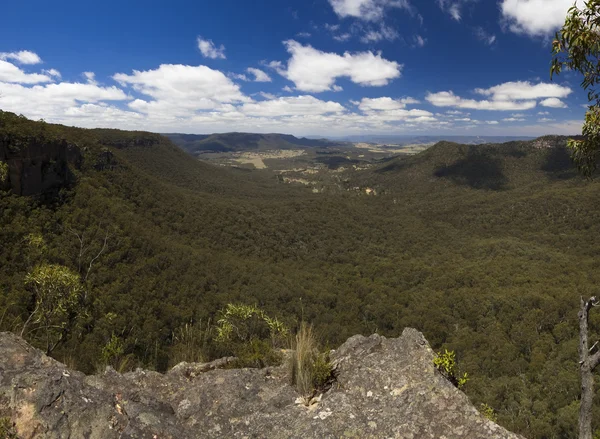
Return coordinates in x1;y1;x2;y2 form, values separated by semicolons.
579;296;600;439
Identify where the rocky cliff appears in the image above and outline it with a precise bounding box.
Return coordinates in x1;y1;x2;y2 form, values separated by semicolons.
0;329;523;439
0;136;81;196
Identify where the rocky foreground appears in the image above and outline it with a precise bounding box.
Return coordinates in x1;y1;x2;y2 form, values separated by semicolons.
0;328;523;438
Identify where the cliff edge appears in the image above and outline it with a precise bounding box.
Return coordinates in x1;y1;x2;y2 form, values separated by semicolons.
0;329;524;438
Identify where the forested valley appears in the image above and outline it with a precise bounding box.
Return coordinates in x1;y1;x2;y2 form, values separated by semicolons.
1;110;600;438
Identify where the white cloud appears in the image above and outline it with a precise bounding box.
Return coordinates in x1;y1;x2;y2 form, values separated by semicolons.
296;32;312;38
0;50;42;65
414;35;427;47
538;117;556;122
360;24;399;43
540;97;567;108
500;0;584;36
43;69;61;79
82;71;97;85
0;80;128;122
486;120;499;124
274;40;402;92
0;60;52;84
427;81;571;111
474;27;496;45
357;96;419;111
258;92;277;99
231;73;249;81
333;33;352;42
247;67;272;82
282;85;294;92
328;0;411;21
538;111;550;115
241;95;345;116
503;117;526;122
426;91;537;110
475;81;571;101
197;37;226;59
437;0;474;21
113;64;250;117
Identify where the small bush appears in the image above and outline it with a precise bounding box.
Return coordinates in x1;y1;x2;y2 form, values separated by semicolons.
290;323;335;397
480;403;498;423
214;303;287;368
170;319;213;366
0;417;18;439
434;349;469;389
0;161;8;184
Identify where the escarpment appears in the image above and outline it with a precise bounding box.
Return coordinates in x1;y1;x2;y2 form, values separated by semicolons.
0;329;523;439
0;135;81;196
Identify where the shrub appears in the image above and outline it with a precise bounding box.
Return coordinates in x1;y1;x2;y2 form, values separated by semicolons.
434;349;469;389
169;319;213;366
0;161;7;185
289;323;335;397
0;417;18;439
480;403;498;423
214;303;287;368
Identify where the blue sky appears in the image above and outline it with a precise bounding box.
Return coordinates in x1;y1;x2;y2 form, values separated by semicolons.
0;0;588;136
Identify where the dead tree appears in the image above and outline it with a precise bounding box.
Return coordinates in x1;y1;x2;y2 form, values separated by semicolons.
579;296;600;439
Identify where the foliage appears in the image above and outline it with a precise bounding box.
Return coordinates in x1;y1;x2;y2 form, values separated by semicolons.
0;161;8;184
100;333;124;367
0;417;18;439
2;112;600;437
289;323;334;397
169;320;213;366
214;304;288;368
480;403;498;423
22;263;84;353
434;349;469;389
551;0;600;176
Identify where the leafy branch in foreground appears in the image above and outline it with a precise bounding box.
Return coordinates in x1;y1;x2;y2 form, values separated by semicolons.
434;349;469;389
552;0;600;176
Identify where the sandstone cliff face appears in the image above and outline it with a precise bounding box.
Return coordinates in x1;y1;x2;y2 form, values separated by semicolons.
0;137;81;196
0;329;524;439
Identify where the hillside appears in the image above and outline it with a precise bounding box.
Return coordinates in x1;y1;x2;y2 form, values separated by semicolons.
165;132;347;154
1;112;600;438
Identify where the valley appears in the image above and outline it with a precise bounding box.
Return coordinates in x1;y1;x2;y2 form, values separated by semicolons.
0;112;598;439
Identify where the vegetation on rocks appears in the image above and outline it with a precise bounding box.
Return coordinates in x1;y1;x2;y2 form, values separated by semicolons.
1;111;600;437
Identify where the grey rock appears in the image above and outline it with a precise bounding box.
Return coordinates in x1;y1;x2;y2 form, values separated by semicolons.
0;329;525;438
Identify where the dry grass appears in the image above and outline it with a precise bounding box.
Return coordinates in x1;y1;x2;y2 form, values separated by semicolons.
170;319;213;366
289;323;333;397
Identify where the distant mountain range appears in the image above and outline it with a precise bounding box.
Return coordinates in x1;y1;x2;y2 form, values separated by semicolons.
327;135;536;145
164;132;347;154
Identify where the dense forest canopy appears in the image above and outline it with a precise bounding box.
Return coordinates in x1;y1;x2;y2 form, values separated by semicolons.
1;110;600;438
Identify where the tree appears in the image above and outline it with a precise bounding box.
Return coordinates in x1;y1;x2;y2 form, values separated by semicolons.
551;0;600;176
21;263;84;354
577;297;600;439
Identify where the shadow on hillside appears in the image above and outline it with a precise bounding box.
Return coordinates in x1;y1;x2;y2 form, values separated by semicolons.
542;146;577;180
434;148;508;190
316;156;360;170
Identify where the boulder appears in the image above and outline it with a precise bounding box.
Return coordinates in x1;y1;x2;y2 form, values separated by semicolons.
0;329;524;438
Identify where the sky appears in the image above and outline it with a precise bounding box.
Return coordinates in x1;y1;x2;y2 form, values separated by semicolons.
0;0;590;137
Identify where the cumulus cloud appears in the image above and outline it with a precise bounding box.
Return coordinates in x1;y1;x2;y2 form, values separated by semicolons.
426;91;537;110
0;50;42;65
500;0;584;36
0;60;52;84
357;96;419;111
427;81;571;111
328;0;412;21
113;64;250;117
241;95;345;116
42;69;61;79
0;80;129;121
197;37;226;59
540;97;567;108
247;67;272;82
274;40;402;92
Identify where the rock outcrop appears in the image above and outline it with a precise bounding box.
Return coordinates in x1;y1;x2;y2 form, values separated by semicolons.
0;329;524;438
0;137;81;196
